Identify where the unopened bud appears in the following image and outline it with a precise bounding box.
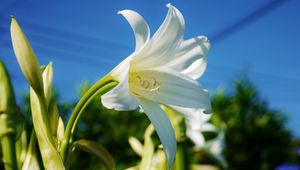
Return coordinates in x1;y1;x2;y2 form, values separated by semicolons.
10;17;44;95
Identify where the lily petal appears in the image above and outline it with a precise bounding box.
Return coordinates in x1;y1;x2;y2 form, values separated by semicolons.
137;98;176;169
186;129;205;148
118;10;150;51
168;106;210;129
131;4;185;70
101;76;139;111
167;36;210;79
182;58;207;79
109;54;132;82
201;123;218;132
129;67;211;109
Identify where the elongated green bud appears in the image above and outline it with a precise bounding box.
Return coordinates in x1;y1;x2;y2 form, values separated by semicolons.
0;60;16;113
10;17;44;95
42;62;53;107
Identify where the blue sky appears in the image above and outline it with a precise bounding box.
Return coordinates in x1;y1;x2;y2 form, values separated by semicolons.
0;0;299;136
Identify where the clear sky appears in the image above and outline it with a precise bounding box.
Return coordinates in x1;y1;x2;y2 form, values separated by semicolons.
0;0;299;136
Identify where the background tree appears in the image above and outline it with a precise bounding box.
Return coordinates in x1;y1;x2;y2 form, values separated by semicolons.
211;78;296;170
4;78;298;170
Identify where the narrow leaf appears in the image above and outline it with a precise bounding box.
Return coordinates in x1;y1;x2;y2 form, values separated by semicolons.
30;88;65;169
73;139;115;170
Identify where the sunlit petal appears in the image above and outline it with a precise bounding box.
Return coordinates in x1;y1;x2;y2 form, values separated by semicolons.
109;55;132;82
182;58;207;79
137;98;176;168
167;36;210;75
186;129;205;148
131;4;185;70
129;67;211;109
101;76;139;111
201;123;217;132
168;106;209;129
118;10;150;51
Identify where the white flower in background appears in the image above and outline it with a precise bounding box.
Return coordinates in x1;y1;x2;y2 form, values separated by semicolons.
170;107;216;148
206;131;227;168
101;4;211;167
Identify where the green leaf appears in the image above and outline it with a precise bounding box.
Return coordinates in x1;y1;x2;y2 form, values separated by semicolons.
0;60;16;112
30;88;65;169
73;139;115;170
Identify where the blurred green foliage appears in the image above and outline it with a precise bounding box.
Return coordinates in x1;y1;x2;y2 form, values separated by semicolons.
1;79;299;170
211;79;297;170
63;84;152;170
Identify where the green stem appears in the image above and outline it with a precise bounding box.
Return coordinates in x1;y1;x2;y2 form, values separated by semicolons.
60;75;117;163
36;92;53;142
1;134;17;170
71;82;117;134
175;141;189;170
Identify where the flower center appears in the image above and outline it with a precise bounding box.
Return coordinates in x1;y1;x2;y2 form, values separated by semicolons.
129;73;161;92
136;75;160;90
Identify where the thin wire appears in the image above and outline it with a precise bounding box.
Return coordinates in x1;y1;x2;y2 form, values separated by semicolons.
0;0;296;85
210;0;288;43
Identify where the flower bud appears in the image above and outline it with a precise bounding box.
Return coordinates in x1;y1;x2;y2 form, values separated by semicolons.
10;17;44;95
42;62;53;107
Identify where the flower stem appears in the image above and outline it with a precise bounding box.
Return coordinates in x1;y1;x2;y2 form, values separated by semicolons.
175;141;189;170
1;134;17;170
60;75;117;163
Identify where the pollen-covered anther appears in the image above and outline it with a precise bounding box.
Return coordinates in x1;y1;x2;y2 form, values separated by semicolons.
136;75;160;91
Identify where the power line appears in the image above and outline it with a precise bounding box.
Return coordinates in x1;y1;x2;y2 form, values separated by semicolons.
1;0;297;85
210;0;288;43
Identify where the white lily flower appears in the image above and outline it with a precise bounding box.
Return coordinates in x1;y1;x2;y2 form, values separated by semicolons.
101;4;211;168
169;106;216;148
206;131;227;168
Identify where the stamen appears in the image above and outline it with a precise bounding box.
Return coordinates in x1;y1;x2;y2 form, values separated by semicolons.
134;75;160;91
